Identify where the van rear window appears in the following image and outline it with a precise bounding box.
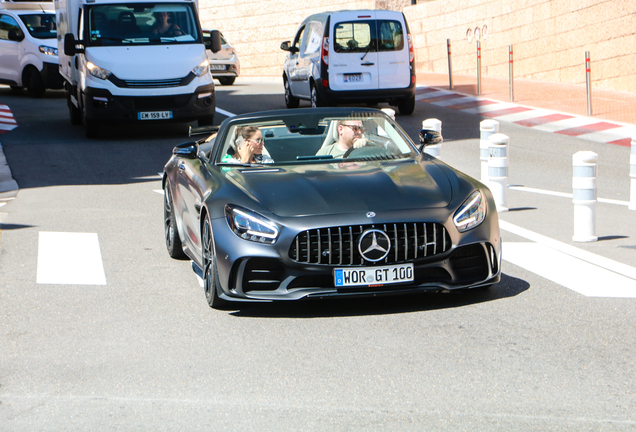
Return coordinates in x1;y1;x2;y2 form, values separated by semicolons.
333;20;404;53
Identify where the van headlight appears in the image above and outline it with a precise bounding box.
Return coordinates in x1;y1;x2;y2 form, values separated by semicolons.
192;59;210;77
453;190;486;232
39;45;58;56
225;205;279;244
86;61;112;80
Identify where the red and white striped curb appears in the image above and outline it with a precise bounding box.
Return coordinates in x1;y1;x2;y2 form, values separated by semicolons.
0;104;18;135
415;87;635;147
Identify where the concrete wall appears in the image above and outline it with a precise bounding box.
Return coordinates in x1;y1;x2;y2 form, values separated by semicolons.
403;0;636;93
198;0;635;94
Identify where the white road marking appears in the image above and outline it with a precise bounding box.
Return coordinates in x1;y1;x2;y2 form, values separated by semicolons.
37;232;106;285
503;242;636;298
508;185;630;206
216;107;236;118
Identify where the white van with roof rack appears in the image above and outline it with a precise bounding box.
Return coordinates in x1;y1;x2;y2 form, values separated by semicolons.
56;0;222;137
0;0;63;97
280;9;416;115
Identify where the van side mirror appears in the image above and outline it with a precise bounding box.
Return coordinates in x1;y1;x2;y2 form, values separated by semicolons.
280;41;299;54
64;33;84;55
8;29;24;42
205;30;222;53
418;129;443;152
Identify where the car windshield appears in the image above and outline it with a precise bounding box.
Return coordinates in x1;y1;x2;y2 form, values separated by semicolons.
216;112;417;166
86;3;199;47
19;13;56;39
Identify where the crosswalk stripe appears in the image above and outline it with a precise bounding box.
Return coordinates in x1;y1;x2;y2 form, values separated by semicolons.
37;232;106;285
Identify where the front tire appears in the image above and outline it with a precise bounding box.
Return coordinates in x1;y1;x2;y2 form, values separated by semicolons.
67;89;82;126
164;184;187;259
25;68;45;98
284;78;299;108
202;216;229;309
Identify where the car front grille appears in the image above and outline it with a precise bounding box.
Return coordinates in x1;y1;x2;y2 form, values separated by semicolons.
289;222;451;266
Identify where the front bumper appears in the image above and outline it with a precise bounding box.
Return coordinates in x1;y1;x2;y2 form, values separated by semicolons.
317;79;416;105
210;216;501;303
82;84;215;123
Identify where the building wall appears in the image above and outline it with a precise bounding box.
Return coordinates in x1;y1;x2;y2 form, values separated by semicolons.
198;0;635;94
403;0;636;93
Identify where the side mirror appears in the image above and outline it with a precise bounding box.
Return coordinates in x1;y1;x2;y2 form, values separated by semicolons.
64;33;84;55
280;41;299;54
8;30;24;42
206;30;222;53
173;141;199;159
418;129;443;152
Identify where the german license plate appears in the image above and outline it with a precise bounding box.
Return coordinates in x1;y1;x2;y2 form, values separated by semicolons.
138;111;172;120
334;263;414;287
210;64;227;70
343;73;363;83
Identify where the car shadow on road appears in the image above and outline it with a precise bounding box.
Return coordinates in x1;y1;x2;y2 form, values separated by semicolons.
227;273;529;318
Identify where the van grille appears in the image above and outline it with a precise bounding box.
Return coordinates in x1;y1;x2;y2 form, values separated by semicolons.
289;222;451;266
108;73;195;89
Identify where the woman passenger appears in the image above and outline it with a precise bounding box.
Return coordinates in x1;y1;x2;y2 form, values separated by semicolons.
225;126;273;164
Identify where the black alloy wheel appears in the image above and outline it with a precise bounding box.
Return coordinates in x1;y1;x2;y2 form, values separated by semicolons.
164;184;187;259
310;83;326;108
25;68;45;98
202;216;229;309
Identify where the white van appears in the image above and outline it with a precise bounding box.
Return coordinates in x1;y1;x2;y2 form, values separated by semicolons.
0;0;63;97
56;0;221;137
281;10;416;115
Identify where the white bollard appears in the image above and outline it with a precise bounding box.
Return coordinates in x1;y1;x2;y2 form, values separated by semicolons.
488;133;509;212
480;120;499;183
572;151;598;242
422;118;442;159
630;136;636;211
381;108;396;120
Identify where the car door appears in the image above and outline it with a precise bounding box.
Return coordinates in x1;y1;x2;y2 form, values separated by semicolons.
287;25;306;97
328;11;379;92
174;156;207;259
296;20;323;99
375;11;410;89
0;13;23;85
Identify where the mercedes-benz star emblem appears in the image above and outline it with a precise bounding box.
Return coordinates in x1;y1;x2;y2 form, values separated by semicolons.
358;229;391;262
366;212;376;218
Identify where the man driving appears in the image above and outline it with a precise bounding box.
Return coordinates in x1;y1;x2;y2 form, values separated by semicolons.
316;120;367;158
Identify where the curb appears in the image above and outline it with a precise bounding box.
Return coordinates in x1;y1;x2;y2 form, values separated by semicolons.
415;86;636;147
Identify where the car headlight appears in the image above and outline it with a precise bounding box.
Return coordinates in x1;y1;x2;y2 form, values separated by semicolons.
192;59;210;77
453;190;486;232
39;45;58;56
225;205;279;244
86;61;112;80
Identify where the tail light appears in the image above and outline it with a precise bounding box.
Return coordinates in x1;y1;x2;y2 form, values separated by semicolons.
321;37;329;65
408;33;414;63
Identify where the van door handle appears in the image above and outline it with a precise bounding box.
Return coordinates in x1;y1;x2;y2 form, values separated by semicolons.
361;62;375;66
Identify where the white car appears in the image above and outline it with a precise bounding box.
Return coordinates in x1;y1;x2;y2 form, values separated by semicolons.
281;10;416;114
203;29;240;86
0;0;63;97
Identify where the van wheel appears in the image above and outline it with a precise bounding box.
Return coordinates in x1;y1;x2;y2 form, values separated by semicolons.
284;78;299;108
218;77;235;86
85;119;99;139
397;95;415;115
311;83;326;108
25;68;45;98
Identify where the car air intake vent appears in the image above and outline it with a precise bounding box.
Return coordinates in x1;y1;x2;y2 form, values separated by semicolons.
242;258;285;292
289;222;450;266
122;78;183;88
449;244;489;283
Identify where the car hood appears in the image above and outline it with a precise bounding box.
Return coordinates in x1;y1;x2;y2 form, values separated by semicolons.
224;159;453;217
85;45;206;80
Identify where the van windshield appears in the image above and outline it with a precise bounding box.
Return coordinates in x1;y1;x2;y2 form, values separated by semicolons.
86;3;200;47
19;13;56;39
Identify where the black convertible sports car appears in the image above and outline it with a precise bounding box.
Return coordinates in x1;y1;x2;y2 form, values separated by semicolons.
163;107;501;308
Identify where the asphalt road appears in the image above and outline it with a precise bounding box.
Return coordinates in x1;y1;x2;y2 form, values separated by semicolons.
0;82;635;431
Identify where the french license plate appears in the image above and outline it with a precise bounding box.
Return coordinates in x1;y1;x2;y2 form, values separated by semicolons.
138;111;172;120
343;73;363;83
210;64;227;70
334;263;414;287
